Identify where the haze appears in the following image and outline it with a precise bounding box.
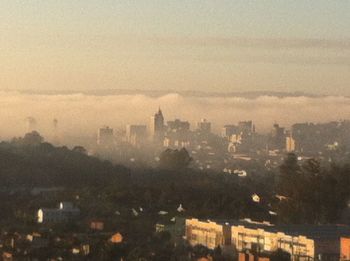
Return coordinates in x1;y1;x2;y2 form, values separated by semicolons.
0;91;349;143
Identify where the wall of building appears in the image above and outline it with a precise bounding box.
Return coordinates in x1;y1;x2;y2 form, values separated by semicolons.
185;219;314;260
185;219;230;250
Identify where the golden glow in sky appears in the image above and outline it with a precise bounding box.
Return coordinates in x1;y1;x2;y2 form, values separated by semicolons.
1;1;349;95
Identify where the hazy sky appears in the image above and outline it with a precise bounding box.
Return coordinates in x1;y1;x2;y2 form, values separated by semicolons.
1;1;350;95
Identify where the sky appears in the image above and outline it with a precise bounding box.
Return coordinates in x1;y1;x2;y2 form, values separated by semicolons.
1;1;350;95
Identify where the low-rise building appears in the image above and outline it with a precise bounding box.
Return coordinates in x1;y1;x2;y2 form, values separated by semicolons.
185;219;231;250
340;237;350;261
278;225;350;261
37;202;80;224
110;233;123;244
185;218;314;260
90;221;104;231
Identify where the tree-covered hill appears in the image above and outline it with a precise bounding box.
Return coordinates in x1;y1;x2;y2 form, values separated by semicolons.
0;131;128;187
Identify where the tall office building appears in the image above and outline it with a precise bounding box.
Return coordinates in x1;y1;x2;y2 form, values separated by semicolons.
222;125;238;138
238;121;255;136
167;119;190;133
197;119;211;134
150;108;165;143
97;126;114;147
126;124;147;147
270;123;286;150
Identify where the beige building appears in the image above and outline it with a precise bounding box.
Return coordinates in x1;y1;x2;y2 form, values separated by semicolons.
185;218;314;260
185;219;231;250
126;124;147;147
97;126;114;147
232;224;314;260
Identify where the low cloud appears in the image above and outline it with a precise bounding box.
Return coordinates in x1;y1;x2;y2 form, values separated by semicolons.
0;91;349;143
149;36;350;66
151;36;350;51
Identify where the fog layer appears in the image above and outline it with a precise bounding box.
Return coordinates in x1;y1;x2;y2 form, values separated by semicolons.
0;91;349;141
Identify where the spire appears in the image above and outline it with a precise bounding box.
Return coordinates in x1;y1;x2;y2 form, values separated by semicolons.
158;106;163;116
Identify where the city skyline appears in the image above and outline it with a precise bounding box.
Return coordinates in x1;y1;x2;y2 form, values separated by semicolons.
0;91;350;140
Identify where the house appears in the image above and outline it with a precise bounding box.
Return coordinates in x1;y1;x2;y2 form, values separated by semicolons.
90;221;104;231
110;233;123;244
26;233;49;248
2;252;13;261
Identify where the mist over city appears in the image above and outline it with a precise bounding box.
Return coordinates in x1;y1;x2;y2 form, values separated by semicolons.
1;91;350;141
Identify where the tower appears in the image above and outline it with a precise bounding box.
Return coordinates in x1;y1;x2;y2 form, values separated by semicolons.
97;126;114;148
150;108;165;143
52;118;60;145
197;119;211;134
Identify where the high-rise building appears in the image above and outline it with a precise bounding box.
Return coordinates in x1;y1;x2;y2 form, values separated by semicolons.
197;119;211;134
52;118;60;145
222;121;255;139
150;108;165;143
238;121;255;136
270;123;286;150
167;119;190;133
126;125;147;147
97;126;114;147
222;125;238;138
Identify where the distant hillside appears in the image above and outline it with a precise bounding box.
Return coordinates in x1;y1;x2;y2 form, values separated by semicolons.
17;89;320;98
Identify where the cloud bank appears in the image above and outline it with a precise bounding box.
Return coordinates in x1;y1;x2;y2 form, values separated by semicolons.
0;91;349;142
150;36;350;51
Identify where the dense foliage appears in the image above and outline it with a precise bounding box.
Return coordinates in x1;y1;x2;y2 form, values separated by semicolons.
276;153;350;223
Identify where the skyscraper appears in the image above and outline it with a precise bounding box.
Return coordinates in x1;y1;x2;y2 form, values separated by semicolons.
126;124;147;147
197;119;211;134
150;108;165;143
97;126;114;148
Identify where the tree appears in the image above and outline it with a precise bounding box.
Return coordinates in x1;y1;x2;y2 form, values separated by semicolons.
20;131;44;146
159;148;192;170
72;146;87;154
270;249;291;261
